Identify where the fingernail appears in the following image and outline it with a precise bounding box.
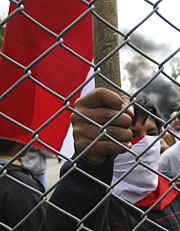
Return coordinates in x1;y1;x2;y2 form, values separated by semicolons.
127;141;132;148
121;104;134;117
128;106;134;116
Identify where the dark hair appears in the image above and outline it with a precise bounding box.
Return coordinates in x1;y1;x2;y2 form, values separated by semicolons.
132;94;163;134
0;138;18;153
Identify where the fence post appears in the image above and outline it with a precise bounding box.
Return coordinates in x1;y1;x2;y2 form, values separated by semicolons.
92;0;121;95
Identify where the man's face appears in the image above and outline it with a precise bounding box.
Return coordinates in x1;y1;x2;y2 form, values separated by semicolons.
130;115;159;139
170;112;180;131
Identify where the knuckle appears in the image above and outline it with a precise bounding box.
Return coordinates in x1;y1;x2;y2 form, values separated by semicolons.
105;142;121;154
72;126;80;138
70;112;75;122
74;98;84;112
94;88;116;101
105;142;115;152
75;139;91;154
107;126;117;139
103;109;115;122
95;87;106;95
71;113;79;124
122;95;130;102
126;129;133;140
121;114;132;128
106;127;133;142
121;128;133;141
74;100;79;109
93;87;106;100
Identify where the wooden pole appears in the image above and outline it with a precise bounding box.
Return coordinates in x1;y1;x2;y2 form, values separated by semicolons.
92;0;121;95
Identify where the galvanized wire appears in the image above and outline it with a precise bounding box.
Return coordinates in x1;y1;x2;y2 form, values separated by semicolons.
0;0;180;230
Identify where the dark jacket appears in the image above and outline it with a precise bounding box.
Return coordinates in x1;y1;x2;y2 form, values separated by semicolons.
0;161;45;231
41;153;180;231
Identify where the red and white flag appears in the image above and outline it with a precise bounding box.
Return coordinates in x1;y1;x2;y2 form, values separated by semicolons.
0;0;93;153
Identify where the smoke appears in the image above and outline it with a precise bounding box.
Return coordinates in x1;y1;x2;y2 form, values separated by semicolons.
124;56;180;119
130;33;167;54
120;30;169;55
144;78;180;119
124;56;155;88
122;32;180;119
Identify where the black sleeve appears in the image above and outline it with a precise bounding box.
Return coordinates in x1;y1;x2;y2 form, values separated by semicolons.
42;153;115;231
0;172;45;231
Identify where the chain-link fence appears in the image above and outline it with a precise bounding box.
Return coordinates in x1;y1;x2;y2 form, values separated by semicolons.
0;0;180;230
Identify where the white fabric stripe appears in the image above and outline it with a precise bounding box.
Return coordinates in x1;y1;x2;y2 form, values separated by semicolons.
60;63;94;158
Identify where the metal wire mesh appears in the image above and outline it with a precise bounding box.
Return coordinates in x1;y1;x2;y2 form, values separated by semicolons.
0;0;180;230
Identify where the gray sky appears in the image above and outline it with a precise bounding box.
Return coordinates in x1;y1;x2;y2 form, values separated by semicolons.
118;0;180;89
0;0;179;51
118;0;180;50
0;0;179;89
0;0;9;20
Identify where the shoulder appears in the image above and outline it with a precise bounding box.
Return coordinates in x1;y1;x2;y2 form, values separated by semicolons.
0;164;43;206
2;164;43;192
161;142;180;159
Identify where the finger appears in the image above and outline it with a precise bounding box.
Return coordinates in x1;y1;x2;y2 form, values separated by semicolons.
76;139;132;164
75;88;125;111
106;126;133;141
71;107;132;127
73;123;132;142
122;96;134;117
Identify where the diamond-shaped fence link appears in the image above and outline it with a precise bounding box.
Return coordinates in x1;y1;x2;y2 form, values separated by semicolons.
0;0;180;230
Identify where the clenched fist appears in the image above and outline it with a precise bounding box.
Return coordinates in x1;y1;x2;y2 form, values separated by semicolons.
71;88;134;164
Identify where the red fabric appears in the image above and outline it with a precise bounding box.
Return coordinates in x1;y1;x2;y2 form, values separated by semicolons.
135;176;179;210
130;136;144;145
0;1;93;152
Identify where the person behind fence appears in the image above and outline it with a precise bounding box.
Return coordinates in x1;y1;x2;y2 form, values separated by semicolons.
41;88;180;231
21;146;50;190
163;107;180;148
159;141;180;178
0;138;45;231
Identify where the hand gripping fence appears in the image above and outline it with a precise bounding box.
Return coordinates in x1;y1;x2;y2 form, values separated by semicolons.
0;0;180;230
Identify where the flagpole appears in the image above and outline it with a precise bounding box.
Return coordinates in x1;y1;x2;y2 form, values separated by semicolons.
92;0;121;95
